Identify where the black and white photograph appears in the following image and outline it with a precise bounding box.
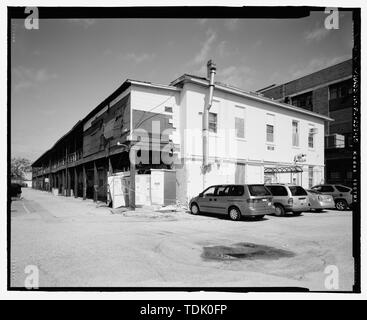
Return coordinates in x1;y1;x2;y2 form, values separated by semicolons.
2;1;365;301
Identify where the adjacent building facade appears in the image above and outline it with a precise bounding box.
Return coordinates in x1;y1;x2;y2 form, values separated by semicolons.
32;66;331;206
257;59;353;187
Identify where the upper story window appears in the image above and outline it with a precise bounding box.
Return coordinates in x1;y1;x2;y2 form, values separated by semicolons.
209;112;217;133
329;79;353;111
291;91;313;111
165;106;173;113
234;106;246;139
266;114;275;143
292;120;299;147
329;79;353;100
308;125;316;148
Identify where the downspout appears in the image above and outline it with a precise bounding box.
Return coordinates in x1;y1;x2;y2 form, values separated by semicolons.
203;60;216;172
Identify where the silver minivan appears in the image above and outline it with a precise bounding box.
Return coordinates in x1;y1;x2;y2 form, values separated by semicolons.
265;183;309;216
189;184;275;221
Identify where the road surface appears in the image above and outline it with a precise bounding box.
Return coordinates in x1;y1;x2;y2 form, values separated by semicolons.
10;188;355;291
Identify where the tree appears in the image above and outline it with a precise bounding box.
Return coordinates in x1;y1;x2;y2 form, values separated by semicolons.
11;157;31;180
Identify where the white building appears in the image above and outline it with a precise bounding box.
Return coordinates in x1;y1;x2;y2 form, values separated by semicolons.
33;64;331;207
129;73;332;205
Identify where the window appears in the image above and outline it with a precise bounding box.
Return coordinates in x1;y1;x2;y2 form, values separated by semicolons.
329;79;353;101
292;120;299;146
209;112;217;133
202;186;216;196
228;185;245;196
329;79;353;111
314;185;335;193
235;106;245;138
266;185;288;196
308;126;314;148
335;185;351;192
248;185;271;196
215;186;228;196
289;186;308;196
266;114;275;143
308;166;314;188
235;117;245;138
266;125;274;143
292;91;313;111
165;106;173;113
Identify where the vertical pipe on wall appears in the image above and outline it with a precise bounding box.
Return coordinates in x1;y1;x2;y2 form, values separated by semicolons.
202;60;216;188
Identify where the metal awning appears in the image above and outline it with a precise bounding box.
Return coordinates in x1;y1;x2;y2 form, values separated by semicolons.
264;166;303;174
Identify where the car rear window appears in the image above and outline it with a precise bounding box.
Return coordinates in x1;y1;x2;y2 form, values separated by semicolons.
289;186;308;196
248;185;271;196
335;185;351;192
266;185;288;196
307;189;320;194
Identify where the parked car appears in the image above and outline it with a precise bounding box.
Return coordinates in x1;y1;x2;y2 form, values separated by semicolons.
10;183;22;198
306;189;335;212
310;184;353;211
265;183;309;216
189;184;275;221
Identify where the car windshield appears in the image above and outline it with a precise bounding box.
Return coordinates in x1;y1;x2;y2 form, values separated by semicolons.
289;186;308;196
248;185;271;196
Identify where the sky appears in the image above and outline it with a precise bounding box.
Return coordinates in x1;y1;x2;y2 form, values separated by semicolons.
11;11;354;162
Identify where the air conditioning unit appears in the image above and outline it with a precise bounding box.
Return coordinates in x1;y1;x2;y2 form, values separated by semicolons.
310;128;318;134
325;134;345;149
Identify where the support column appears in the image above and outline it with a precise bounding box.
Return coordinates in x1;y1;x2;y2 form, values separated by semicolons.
108;157;113;175
74;167;78;198
62;170;66;196
82;165;87;200
66;168;71;196
93;161;98;202
49;174;52;192
107;158;113;205
129;153;136;210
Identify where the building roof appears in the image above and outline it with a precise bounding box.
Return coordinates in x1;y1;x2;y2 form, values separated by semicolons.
256;58;352;93
33;71;333;167
171;74;333;121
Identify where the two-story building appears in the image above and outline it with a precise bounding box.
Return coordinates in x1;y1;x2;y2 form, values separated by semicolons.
32;63;332;207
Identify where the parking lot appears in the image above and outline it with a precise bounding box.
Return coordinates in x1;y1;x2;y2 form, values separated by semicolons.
10;188;354;291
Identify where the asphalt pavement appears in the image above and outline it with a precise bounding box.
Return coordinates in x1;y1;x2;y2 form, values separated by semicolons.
10;188;355;291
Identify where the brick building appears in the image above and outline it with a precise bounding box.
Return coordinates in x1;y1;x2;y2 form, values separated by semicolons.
257;59;353;187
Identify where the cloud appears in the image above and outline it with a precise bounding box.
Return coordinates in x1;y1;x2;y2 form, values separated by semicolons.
12;66;58;92
304;24;330;41
197;19;208;25
290;55;352;79
216;65;254;90
122;52;156;64
68;19;97;29
224;19;240;31
193;29;217;65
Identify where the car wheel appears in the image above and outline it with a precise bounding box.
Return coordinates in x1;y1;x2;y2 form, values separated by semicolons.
228;207;241;221
190;203;200;215
274;204;285;217
335;200;348;211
